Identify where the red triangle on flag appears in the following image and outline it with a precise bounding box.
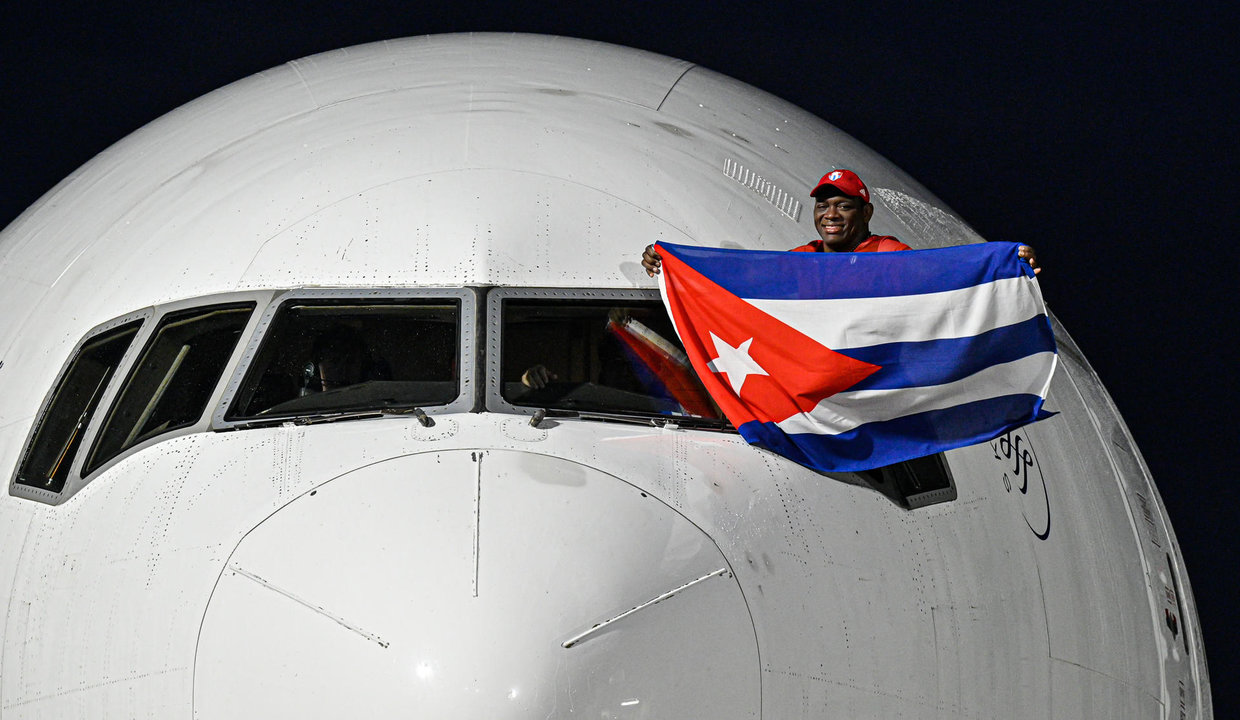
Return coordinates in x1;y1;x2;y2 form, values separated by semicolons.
659;244;881;427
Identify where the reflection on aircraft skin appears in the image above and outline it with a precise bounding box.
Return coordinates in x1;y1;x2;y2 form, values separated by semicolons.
0;34;1211;718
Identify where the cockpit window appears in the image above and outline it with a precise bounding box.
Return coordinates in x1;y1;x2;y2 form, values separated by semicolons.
225;298;460;420
14;320;143;494
497;296;724;421
83;304;254;475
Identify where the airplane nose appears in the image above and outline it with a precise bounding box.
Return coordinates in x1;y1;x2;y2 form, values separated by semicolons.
194;449;759;717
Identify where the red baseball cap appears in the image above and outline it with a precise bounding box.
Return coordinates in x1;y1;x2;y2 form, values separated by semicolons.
810;169;870;202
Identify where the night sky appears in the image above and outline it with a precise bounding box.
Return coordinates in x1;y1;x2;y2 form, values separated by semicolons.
3;1;1236;709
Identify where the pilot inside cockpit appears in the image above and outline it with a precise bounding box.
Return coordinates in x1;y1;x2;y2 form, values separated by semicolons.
230;299;460;419
503;303;721;420
301;323;391;395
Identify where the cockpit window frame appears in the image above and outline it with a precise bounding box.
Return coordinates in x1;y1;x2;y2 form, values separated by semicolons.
211;287;477;430
8;309;152;505
483;287;720;422
70;292;272;488
81;301;259;478
9;292;277;505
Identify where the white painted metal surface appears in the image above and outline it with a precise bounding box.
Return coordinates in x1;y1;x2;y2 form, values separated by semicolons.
196;449;758;716
0;33;1209;718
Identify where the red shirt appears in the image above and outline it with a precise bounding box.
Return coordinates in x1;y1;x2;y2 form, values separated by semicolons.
791;235;911;253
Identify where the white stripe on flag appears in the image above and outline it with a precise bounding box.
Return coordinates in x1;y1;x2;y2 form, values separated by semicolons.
747;275;1045;350
773;351;1058;436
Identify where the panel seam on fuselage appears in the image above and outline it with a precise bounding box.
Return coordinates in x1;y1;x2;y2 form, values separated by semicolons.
655;65;696;113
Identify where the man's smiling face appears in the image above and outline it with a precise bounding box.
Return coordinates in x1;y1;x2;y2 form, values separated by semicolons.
813;192;874;252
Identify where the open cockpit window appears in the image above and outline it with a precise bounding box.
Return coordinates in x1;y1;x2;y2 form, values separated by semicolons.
13;319;143;494
489;290;726;424
83;304;255;476
224;297;461;421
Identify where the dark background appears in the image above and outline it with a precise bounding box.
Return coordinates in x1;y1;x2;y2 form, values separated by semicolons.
3;1;1235;709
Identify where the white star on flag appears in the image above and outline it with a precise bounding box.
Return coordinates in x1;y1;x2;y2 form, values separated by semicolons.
706;333;768;395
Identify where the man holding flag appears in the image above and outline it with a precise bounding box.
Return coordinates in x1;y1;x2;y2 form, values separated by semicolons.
642;169;1055;473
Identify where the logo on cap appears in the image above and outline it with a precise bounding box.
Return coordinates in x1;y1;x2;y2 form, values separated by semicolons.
811;168;870;202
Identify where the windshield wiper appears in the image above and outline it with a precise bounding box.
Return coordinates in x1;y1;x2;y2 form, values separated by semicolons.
228;407;434;430
227;411;383;429
658;415;735;431
565;410;733;431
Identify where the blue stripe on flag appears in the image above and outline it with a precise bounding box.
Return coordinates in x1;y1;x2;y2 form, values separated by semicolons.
839;316;1057;391
658;241;1033;300
737;395;1053;473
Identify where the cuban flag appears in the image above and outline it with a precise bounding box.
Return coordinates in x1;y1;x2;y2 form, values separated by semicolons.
656;241;1057;472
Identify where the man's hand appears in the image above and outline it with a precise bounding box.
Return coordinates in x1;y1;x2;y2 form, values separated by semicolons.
521;364;557;389
1018;245;1041;275
642;244;663;276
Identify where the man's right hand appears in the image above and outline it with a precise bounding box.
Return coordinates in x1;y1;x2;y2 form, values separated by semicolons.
642;244;663;276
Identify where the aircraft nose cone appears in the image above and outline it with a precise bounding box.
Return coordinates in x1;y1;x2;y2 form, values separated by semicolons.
194;449;759;717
